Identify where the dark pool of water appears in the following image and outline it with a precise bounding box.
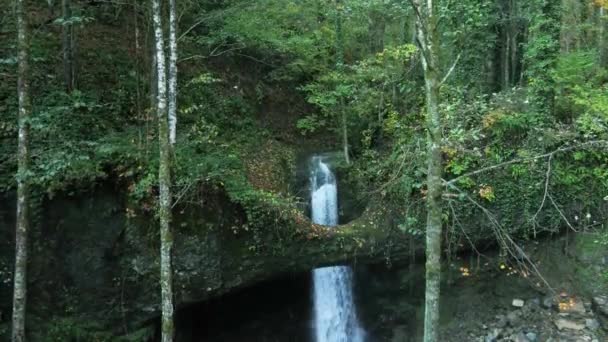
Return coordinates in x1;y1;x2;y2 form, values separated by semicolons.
174;257;539;342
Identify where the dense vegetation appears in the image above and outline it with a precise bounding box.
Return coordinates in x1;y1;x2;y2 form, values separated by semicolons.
1;0;607;340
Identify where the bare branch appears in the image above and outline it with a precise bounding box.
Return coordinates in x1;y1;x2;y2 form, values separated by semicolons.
234;53;276;67
530;154;552;236
548;193;579;233
210;42;245;57
446;140;608;186
444;180;555;293
178;42;246;63
439;53;461;86
177;1;252;42
177;12;223;42
448;200;485;258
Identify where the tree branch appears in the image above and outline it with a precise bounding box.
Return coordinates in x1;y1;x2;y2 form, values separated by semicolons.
530;154;552;235
548;193;578;233
439;53;461;86
444;180;555;292
446;140;608;186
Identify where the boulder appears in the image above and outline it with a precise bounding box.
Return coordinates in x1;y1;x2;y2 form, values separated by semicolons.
592;296;608;317
554;318;585;331
512;299;525;308
585;318;600;331
513;332;529;342
525;331;537;341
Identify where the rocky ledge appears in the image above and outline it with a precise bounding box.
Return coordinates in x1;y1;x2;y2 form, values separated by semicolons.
477;294;606;342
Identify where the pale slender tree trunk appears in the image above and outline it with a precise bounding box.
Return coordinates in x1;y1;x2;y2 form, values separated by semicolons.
151;0;175;340
335;0;350;164
149;39;157;155
134;2;143;150
422;44;442;342
150;48;158;110
167;0;177;145
411;0;443;340
341;109;350;164
600;7;607;68
503;32;510;89
12;0;31;340
62;0;74;92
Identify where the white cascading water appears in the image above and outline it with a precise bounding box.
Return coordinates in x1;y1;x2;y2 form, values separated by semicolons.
311;156;364;342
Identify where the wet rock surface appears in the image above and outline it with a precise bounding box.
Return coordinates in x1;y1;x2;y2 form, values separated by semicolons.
471;295;604;342
436;235;608;342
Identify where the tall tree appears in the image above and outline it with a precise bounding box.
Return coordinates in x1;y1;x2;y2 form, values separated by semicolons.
335;0;350;164
499;0;524;89
368;1;386;53
168;0;177;145
62;0;75;92
409;0;444;340
560;0;582;53
151;0;175;339
600;4;607;68
12;0;32;339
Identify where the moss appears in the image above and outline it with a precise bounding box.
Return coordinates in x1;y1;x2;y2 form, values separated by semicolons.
572;233;608;294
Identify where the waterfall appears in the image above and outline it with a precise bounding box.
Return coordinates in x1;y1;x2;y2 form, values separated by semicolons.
311;156;364;342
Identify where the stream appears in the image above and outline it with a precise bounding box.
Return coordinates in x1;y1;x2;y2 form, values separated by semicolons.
173;156;545;342
174;256;551;341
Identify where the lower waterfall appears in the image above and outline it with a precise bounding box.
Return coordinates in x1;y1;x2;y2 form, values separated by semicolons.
310;156;364;342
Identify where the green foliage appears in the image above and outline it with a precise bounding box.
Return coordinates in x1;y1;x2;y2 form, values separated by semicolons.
522;0;561;115
299;44;417;151
1;0;608;336
43;318;113;341
550;51;608;140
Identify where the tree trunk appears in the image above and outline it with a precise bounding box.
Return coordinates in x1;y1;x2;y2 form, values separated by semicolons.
422;43;442;342
411;0;443;341
600;6;607;68
12;0;31;339
341;109;350;164
511;31;519;85
335;0;344;67
134;2;143;151
369;6;386;53
167;0;177;146
151;0;175;340
62;0;74;92
148;30;158;155
335;0;350;164
503;32;511;89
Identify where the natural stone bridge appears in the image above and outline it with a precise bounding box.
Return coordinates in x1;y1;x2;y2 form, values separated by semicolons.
0;188;418;335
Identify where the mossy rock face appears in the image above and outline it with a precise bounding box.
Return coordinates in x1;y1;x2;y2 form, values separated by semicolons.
573;233;608;264
526;234;608;299
0;182;413;336
571;233;608;295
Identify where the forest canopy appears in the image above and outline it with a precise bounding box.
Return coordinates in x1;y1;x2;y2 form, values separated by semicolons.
1;0;607;340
